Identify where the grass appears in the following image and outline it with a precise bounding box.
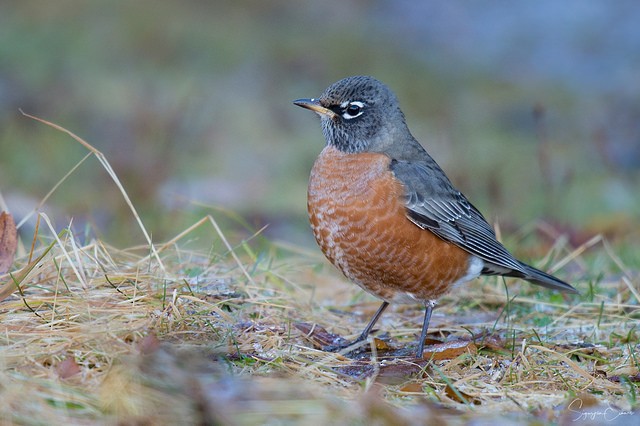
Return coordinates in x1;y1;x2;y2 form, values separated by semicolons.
0;119;638;425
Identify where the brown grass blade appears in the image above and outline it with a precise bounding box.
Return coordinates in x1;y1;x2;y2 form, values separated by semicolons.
19;111;165;272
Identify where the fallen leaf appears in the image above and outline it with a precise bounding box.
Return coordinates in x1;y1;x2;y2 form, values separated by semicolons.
56;356;81;379
293;322;348;348
609;373;640;383
335;363;376;380
0;212;17;274
477;334;505;352
373;338;391;351
444;384;480;405
377;363;428;385
423;337;443;346
399;382;423;393
422;340;477;361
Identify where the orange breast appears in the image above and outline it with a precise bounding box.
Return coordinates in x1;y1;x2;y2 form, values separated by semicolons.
308;145;472;303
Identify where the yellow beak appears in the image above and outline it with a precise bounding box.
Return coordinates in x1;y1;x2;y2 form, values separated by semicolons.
293;98;337;119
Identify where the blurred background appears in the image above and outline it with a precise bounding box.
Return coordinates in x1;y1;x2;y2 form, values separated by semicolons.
1;0;639;259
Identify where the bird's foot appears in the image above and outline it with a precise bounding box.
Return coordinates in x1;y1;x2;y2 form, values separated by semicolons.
322;336;369;355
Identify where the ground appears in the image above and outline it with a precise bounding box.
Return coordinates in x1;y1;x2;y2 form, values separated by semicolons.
0;207;637;425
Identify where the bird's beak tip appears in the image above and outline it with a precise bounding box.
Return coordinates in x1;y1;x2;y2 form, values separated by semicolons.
293;98;315;106
293;98;336;118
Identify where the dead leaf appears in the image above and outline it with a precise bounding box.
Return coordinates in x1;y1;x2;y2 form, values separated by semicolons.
0;211;17;274
423;337;443;346
377;363;428;385
422;340;477;361
373;338;391;351
609;373;640;383
444;384;480;405
335;363;375;380
56;356;81;379
399;382;423;393
293;322;348;349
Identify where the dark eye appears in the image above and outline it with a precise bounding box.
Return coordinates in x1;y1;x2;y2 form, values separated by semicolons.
341;101;365;119
346;104;361;116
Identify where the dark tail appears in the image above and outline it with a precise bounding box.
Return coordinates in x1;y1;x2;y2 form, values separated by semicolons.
519;262;578;294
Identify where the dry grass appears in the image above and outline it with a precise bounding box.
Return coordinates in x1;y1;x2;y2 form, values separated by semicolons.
0;117;638;425
1;216;638;425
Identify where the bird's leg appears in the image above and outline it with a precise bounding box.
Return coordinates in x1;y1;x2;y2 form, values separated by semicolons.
416;300;436;358
324;301;389;353
355;301;389;342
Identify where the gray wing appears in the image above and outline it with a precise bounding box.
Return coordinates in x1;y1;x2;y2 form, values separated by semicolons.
389;158;525;274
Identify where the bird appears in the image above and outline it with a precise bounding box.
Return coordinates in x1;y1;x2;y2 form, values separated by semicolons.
293;76;577;358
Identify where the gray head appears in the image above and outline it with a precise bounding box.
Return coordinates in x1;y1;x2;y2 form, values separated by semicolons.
294;76;412;154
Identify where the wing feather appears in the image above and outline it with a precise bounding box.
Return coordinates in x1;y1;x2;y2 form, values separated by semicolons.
391;160;525;273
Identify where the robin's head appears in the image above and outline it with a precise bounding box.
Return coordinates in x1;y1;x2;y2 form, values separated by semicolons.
294;76;409;154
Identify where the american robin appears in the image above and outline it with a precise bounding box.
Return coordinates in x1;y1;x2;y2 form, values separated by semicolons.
293;76;577;358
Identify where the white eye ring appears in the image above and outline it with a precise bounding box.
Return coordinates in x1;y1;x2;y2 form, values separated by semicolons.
341;101;365;119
